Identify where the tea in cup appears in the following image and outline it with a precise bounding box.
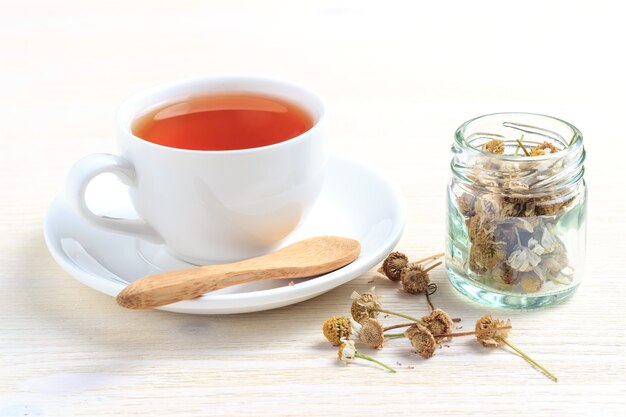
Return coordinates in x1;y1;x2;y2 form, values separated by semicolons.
66;76;328;264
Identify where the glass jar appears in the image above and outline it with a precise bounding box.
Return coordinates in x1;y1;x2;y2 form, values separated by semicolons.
446;113;586;309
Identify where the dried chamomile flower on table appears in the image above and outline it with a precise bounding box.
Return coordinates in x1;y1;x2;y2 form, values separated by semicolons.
324;309;411;349
348;286;430;325
350;287;381;323
337;339;396;373
421;309;455;342
378;251;409;281
323;242;557;381
405;324;437;359
475;314;511;347
322;316;362;346
359;318;386;349
404;314;512;359
400;254;443;295
475;315;557;382
376;251;459;322
322;270;553;379
379;252;444;295
401;264;433;294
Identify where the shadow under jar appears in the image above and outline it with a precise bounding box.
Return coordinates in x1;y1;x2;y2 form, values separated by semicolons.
446;113;586;309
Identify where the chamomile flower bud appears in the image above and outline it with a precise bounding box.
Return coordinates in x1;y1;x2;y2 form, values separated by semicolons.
350;287;381;324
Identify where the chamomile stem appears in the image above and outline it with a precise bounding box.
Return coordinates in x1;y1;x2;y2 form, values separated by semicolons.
374;309;426;326
437;325;512;338
423;261;443;273
355;353;397;373
425;290;435;311
413;252;444;265
383;322;415;331
517;135;530;156
501;339;558;382
383;332;405;339
383;320;463;333
568;134;577;146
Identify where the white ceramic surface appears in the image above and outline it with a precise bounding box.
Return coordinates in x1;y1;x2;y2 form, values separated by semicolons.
65;75;328;264
45;155;405;314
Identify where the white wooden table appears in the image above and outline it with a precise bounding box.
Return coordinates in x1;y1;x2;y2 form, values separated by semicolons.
2;1;625;416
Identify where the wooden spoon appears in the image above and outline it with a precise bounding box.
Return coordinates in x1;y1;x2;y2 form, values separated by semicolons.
116;236;360;310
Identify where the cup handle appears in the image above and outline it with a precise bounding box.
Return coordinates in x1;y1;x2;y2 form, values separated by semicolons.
65;153;163;243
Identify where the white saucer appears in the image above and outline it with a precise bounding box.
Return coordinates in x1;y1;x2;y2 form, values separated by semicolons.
44;154;405;314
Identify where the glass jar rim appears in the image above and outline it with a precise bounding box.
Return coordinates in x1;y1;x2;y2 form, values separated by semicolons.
454;112;583;161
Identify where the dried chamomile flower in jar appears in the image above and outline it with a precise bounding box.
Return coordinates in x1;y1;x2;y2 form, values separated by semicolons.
467;215;495;244
519;272;543;293
492;262;518;285
471;243;505;269
474;194;502;218
469;252;488;274
533;195;572;216
500;196;536;217
529;141;559;156
484;138;505;154
457;193;476;216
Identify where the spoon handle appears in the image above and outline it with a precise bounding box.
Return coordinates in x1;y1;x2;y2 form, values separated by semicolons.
116;264;284;309
115;236;360;310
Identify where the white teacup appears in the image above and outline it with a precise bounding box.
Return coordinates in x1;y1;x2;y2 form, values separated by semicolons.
66;76;328;264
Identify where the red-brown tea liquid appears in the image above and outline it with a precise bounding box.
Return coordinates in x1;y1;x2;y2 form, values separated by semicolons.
132;93;314;151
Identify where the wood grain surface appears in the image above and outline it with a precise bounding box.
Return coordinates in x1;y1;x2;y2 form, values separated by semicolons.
1;1;625;416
